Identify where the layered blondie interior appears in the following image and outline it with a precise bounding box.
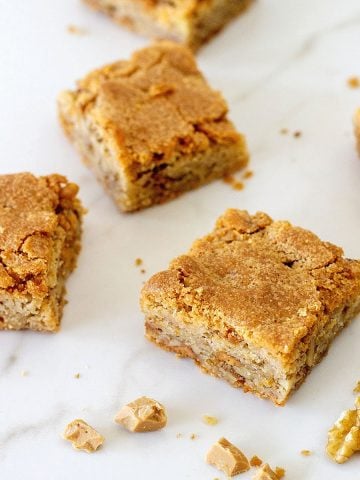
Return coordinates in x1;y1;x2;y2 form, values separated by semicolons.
84;0;254;50
141;209;360;405
58;41;248;212
0;173;84;332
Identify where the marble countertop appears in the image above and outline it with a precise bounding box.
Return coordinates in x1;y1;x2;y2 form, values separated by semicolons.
1;1;360;478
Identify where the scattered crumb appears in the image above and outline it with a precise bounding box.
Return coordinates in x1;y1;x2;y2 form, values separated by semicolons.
293;130;302;138
300;449;312;456
253;463;279;480
275;466;286;479
353;381;360;393
140;269;146;274
135;258;143;267
202;415;218;426
20;370;29;377
63;419;104;453
347;76;360;89
243;170;254;180
223;175;244;191
74;373;81;379
176;433;182;438
190;433;198;440
250;455;263;467
280;128;288;135
67;24;87;35
114;396;167;432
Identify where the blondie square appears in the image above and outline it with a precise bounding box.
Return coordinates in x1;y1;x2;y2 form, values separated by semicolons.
58;42;248;212
0;173;84;332
84;0;253;50
141;209;360;405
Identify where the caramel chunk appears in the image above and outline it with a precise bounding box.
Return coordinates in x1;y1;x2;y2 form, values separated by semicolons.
252;463;279;480
250;455;263;467
115;396;167;432
63;419;104;453
206;437;250;477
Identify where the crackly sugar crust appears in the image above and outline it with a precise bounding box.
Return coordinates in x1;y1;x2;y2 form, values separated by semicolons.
84;0;254;50
58;41;246;172
141;209;360;358
0;173;84;330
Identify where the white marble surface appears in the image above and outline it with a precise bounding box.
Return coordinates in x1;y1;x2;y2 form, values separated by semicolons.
1;1;360;478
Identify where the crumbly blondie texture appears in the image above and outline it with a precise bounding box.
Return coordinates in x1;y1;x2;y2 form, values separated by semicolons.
84;0;253;50
0;173;83;332
141;209;360;405
58;42;248;212
354;109;360;155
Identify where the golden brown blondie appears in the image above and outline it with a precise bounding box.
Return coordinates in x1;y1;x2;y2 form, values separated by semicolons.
58;41;248;212
0;173;84;332
141;209;360;405
84;0;253;50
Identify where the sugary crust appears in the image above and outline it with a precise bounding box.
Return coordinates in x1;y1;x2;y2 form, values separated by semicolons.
0;173;84;329
58;41;246;172
142;209;360;358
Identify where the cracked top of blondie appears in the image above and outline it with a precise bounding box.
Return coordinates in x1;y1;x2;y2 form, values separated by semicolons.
142;209;360;356
60;41;242;167
0;173;83;299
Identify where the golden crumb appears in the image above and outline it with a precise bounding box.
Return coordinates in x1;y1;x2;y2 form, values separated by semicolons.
190;433;198;440
353;381;360;393
293;131;302;138
74;373;81;379
300;449;312;456
141;269;146;274
280;128;288;135
223;175;244;191
20;370;29;377
250;455;263;467
202;415;218;426
347;77;360;89
243;170;254;180
67;24;87;35
135;258;143;267
275;467;286;479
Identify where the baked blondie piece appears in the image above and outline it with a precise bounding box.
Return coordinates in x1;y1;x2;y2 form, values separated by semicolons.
141;209;360;405
84;0;253;50
0;173;84;332
58;41;248;212
354;109;360;155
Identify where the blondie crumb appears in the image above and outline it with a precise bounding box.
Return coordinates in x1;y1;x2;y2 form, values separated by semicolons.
280;128;288;135
67;24;87;35
135;258;143;267
206;437;249;477
347;77;360;89
223;175;245;191
63;419;104;453
300;449;312;456
354;381;360;393
190;433;198;440
275;467;286;479
202;415;218;426
114;396;167;432
74;373;81;379
252;463;279;480
58;42;248;212
243;170;254;180
250;455;263;467
293;130;302;138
